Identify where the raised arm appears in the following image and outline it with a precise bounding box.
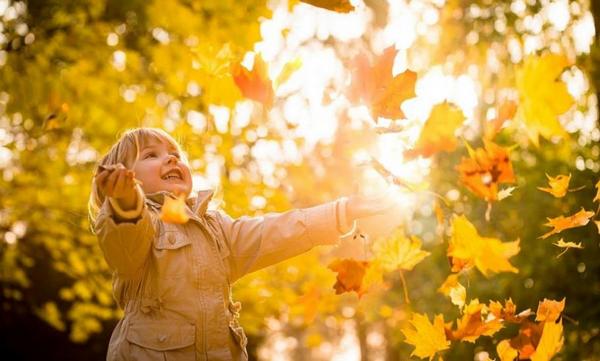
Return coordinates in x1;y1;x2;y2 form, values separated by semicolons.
211;199;357;283
93;164;155;280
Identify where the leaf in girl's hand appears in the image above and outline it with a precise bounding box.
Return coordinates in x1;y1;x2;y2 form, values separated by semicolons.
516;53;574;146
274;58;302;89
535;298;566;323
327;258;370;297
160;194;190;224
404;102;465;159
401;313;450;360
373;231;430;272
349;46;417;120
539;208;594;239
553;239;583;258
447;299;504;343
438;274;466;308
299;0;355;13
448;215;520;276
232;54;274;108
456;140;516;202
537;173;571;198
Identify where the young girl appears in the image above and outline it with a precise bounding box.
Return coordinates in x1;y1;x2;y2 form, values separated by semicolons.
89;127;396;361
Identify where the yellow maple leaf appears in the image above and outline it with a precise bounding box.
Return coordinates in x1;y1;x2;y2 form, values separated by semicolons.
373;231;430;272
515;53;574;146
401;313;450;360
536;298;566;323
448;215;520;277
530;320;564;361
553;238;583;258
404;102;465;159
540;208;594;239
538;173;571;198
160;194;190;224
497;339;519;361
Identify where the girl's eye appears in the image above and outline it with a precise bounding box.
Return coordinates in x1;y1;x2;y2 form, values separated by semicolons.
144;152;156;159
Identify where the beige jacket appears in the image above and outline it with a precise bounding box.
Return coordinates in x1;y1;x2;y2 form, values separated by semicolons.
94;186;354;361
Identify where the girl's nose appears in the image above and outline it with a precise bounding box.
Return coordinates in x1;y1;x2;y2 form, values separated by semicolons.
165;154;178;164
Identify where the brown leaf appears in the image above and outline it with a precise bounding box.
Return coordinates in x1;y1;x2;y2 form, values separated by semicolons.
540;208;594;239
328;258;370;297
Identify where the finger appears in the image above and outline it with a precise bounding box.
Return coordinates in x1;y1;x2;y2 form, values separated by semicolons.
105;168;122;196
113;169;128;196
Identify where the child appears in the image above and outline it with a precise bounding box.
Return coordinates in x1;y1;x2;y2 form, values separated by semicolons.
89;127;397;361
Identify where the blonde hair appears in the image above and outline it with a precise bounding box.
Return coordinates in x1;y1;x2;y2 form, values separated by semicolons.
88;127;186;226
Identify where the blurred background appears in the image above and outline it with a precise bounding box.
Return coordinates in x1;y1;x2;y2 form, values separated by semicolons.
0;0;599;359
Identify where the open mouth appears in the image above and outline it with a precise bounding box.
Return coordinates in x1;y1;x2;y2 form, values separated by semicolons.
161;168;183;181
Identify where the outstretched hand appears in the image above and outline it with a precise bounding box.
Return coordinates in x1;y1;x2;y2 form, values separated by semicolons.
345;191;398;223
95;163;138;210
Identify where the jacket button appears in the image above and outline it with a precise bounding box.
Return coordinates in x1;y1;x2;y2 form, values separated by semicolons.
158;334;167;342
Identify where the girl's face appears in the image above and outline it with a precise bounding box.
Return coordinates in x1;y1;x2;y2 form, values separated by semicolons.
132;138;192;197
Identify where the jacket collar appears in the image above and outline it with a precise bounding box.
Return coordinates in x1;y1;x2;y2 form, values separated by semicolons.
145;189;214;217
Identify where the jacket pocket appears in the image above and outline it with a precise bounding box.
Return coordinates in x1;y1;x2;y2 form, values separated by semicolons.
127;320;196;361
153;224;193;279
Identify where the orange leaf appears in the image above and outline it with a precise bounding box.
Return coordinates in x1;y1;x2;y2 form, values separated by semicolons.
232;54;274;107
489;298;532;324
447;299;504;343
531;320;564;361
456;140;515;202
404;102;465;159
535;298;565;323
510;320;544;359
299;0;355;12
349;47;417;119
540;208;594;239
497;339;519;361
537;173;571;198
327;258;370;297
160;194;190;224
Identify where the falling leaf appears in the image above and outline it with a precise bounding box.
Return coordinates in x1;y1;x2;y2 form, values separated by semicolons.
160;194;190;224
447;299;504;343
553;239;583;258
510;320;544;359
372;231;430;272
540;208;594;239
349;46;417;120
448;215;520;277
530;320;564;361
489;298;532;324
401;313;450;360
274;57;302;89
538;173;571;198
232;54;274;107
498;186;517;201
536;298;565;323
404;102;465;159
438;274;466;309
497;339;519;361
594;180;600;203
515;53;574;146
484;100;517;140
456;140;516;202
328;258;370;297
298;0;355;12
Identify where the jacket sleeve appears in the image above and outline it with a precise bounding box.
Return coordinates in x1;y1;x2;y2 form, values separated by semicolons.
213;199;355;282
94;185;156;280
